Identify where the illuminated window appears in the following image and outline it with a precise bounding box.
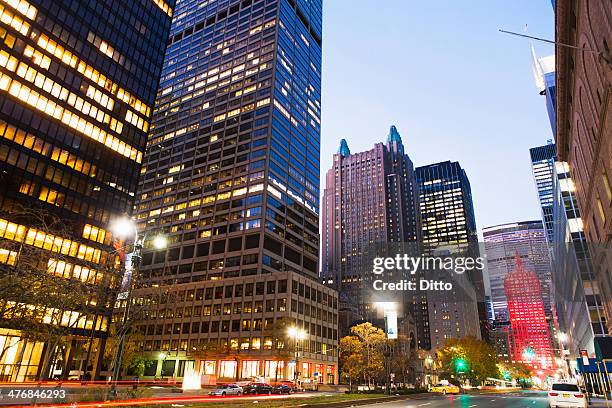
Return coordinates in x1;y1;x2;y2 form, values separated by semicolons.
0;248;17;265
0;72;142;162
218;360;236;378
82;224;106;244
241;360;260;378
151;0;172;16
0;217;102;262
0;0;36;20
0;4;30;36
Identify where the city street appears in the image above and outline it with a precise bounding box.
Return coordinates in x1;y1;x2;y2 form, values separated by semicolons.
363;392;550;408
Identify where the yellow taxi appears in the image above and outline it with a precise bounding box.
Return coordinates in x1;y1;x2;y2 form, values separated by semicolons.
429;382;460;395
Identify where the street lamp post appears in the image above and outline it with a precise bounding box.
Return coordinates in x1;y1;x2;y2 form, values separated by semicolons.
288;327;306;388
108;217;166;397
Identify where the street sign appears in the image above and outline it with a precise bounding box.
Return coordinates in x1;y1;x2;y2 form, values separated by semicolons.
384;308;398;340
580;350;589;366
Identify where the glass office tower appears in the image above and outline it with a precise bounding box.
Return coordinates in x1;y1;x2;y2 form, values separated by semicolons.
134;0;338;384
415;161;484;349
530;143;556;244
0;0;174;380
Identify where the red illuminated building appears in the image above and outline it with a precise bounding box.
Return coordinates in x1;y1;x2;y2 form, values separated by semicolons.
504;253;555;372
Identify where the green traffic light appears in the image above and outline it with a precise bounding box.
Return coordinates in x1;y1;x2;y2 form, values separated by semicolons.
455;358;467;372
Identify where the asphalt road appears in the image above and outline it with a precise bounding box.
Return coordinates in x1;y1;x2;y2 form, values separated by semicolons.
364;392;551;408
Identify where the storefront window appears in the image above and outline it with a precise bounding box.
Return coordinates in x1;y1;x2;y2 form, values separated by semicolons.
264;360;285;379
242;360;260;378
326;365;335;384
219;360;237;378
200;360;216;375
316;364;324;383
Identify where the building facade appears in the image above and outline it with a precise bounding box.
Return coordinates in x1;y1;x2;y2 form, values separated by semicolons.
0;0;174;380
133;0;338;384
321;126;420;337
552;160;608;357
555;0;612;332
530;143;556;245
483;221;553;324
415;161;483;349
504;254;555;372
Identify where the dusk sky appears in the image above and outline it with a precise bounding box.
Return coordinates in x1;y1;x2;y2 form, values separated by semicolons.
320;0;556;238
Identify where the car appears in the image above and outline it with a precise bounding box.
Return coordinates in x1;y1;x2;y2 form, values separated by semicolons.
243;382;273;395
429;383;460;395
548;383;587;408
208;384;243;396
272;384;294;394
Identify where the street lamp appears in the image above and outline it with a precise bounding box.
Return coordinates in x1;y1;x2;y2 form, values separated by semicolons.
110;217;138;240
108;217;166;397
287;326;306;387
152;235;168;250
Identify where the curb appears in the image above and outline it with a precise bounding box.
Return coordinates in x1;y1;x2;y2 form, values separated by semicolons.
300;393;428;408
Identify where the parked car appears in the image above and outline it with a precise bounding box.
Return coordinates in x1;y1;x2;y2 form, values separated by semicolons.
243;382;273;395
548;382;587;408
209;384;243;396
272;384;294;394
429;382;460;395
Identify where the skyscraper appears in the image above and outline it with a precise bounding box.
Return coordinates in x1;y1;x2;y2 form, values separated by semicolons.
415;161;484;349
530;143;556;244
483;221;553;323
504;254;555;372
0;0;174;380
133;0;338;384
321;126;420;336
552;161;608;357
531;48;556;136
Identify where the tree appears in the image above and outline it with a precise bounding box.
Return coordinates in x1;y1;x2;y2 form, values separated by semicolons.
498;362;532;388
339;335;365;391
339;323;387;388
0;205;113;380
436;336;498;385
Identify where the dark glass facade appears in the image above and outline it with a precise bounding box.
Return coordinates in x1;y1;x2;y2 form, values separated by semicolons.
133;0;338;383
530;143;556;244
415;161;485;349
0;0;174;380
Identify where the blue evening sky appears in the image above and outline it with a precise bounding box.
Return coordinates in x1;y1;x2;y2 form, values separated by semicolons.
320;1;555;238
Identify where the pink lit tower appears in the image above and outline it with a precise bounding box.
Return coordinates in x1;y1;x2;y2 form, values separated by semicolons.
504;253;555;373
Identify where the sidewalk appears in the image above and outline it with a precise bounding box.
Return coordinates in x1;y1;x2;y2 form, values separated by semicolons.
589;397;611;407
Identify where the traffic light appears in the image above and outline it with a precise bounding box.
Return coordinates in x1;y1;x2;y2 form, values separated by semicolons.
454;358;467;373
522;347;536;361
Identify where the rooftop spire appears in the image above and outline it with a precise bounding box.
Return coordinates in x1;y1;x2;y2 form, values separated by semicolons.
387;125;402;144
338;139;350;156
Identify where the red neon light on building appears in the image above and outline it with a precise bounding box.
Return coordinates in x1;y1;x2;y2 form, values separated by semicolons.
504;253;555;372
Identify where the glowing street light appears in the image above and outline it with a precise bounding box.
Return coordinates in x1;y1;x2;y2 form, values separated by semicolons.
558;332;568;344
110;216;137;239
287;326;307;340
288;326;307;385
152;235;168;250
